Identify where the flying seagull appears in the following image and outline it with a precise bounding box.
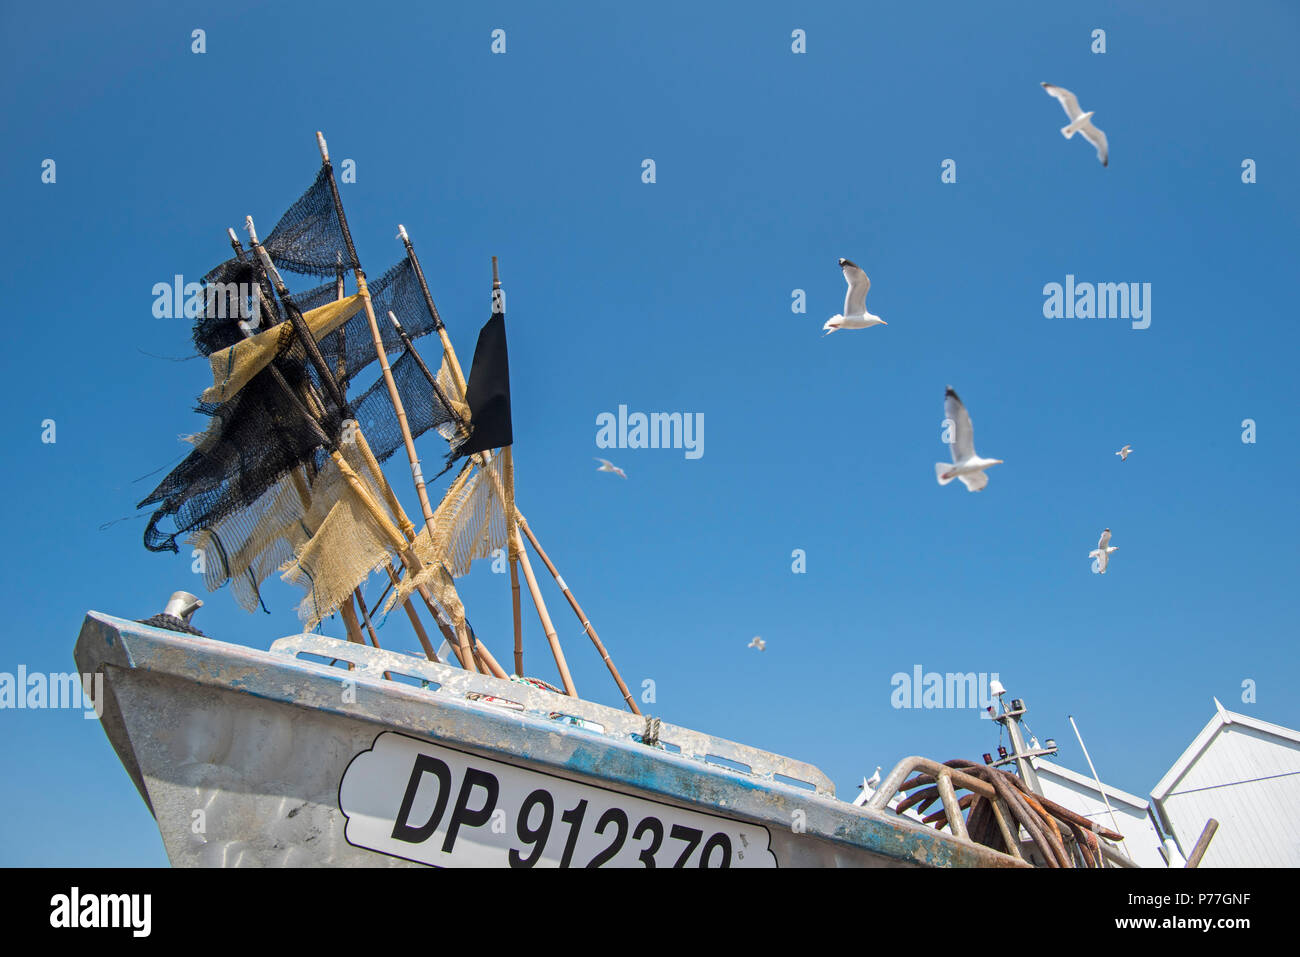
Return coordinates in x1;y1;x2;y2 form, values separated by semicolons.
823;258;887;336
1041;83;1108;166
1116;444;1132;461
748;636;766;652
594;458;627;479
1089;528;1119;574
935;386;1003;492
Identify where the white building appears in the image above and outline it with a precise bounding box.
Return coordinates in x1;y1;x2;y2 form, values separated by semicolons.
1149;699;1300;868
1029;758;1169;868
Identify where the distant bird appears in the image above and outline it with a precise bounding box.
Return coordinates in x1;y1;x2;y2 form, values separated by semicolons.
823;258;887;336
748;636;766;652
1089;528;1119;574
594;457;627;479
1116;444;1132;461
935;386;1003;492
1041;83;1108;166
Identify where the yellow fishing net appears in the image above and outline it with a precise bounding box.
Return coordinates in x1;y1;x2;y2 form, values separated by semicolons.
278;441;402;631
382;454;511;620
201;294;364;404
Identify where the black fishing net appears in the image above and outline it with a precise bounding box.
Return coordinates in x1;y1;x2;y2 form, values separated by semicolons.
260;166;360;278
349;349;465;465
192;255;282;356
317;258;444;389
143;162;465;587
140;354;343;553
193;256;443;394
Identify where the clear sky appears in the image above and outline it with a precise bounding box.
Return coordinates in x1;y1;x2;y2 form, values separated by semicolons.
1;1;1297;865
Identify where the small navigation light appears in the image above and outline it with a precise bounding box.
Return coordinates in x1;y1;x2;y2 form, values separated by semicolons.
983;753;994;765
1045;738;1057;751
997;746;1008;759
1011;698;1025;711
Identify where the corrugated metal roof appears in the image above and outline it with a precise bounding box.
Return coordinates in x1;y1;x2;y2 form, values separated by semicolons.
1149;699;1300;867
1150;699;1300;800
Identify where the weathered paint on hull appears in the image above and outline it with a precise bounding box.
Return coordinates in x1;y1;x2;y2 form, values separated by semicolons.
74;613;1025;868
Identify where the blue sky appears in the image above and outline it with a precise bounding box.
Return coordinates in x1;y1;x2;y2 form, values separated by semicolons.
1;1;1297;865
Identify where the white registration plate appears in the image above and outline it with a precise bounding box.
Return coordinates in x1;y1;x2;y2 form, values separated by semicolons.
339;732;776;868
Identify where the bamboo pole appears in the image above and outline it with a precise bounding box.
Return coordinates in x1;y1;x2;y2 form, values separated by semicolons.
515;516;639;713
398;224;467;395
513;523;577;695
393;240;642;705
493;264;525;678
353;587;381;648
315;132;438;535
388;238;584;694
294;134;479;672
505;446;524;677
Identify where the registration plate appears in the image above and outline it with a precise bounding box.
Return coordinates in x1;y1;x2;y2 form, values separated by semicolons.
339;732;777;868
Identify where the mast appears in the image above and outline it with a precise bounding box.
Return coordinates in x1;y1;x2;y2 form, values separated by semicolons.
985;687;1054;795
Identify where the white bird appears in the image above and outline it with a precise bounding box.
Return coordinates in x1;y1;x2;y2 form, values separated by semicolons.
823;258;887;336
747;636;766;652
1041;83;1108;166
852;767;882;807
1089;528;1119;574
935;386;1003;492
594;457;627;479
1116;444;1132;461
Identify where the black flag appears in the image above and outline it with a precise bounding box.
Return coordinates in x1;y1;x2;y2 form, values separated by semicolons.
459;310;512;457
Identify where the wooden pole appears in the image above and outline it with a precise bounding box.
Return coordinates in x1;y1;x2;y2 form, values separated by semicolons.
505;445;524;678
311;133;480;672
315;133;438;543
353;587;381;648
513;523;577;695
395;242;637;705
516;517;639;714
398;224;467;395
1184;819;1219;869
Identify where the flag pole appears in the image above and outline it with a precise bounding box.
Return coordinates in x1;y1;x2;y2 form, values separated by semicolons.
1068;715;1127;845
312;131;483;673
395;230;598;698
314;132;438;538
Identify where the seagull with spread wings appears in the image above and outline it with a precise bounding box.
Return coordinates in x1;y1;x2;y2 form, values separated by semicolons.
935;386;1003;492
823;258;887;336
594;458;627;479
1041;83;1108;166
1089;528;1119;574
748;636;766;652
1116;444;1132;461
